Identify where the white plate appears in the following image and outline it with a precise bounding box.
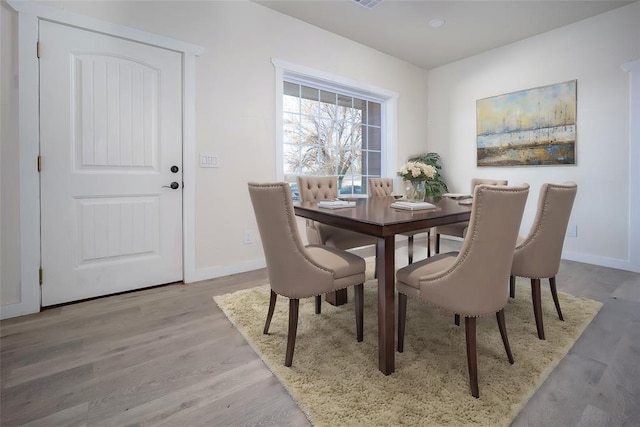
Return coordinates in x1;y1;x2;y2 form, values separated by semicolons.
443;193;472;200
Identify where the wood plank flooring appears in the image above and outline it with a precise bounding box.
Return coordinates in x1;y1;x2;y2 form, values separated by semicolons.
2;239;639;426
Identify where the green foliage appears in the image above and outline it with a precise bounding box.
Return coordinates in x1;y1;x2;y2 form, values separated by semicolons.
408;152;449;196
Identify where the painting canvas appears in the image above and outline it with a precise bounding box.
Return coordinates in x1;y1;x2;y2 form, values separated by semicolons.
476;80;576;166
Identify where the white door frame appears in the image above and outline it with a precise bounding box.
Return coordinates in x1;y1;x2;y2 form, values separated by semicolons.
623;59;640;273
4;1;203;318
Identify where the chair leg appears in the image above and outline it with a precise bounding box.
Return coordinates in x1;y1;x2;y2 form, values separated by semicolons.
315;295;321;314
509;275;516;298
285;298;300;367
549;277;564;321
531;278;545;340
465;316;479;398
408;235;414;264
496;309;514;364
354;284;364;342
264;290;277;334
397;293;407;353
435;233;441;254
454;314;460;326
427;230;431;258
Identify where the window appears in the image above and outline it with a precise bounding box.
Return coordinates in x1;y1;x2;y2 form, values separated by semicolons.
273;59;398;200
282;80;383;199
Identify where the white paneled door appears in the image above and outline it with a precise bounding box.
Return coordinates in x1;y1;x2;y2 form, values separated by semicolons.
40;21;183;306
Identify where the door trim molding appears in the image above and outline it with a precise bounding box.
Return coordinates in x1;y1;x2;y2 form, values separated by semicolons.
8;1;204;56
3;1;203;319
622;59;640;273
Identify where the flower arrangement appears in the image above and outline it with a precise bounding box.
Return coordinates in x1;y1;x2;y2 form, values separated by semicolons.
398;154;449;200
410;153;449;197
399;161;437;182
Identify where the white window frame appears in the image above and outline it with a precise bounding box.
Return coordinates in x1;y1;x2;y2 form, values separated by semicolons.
272;58;398;194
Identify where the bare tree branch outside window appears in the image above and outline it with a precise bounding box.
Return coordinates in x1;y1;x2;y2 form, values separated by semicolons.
283;82;382;196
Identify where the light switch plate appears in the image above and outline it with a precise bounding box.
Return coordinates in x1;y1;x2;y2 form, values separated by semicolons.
200;154;219;168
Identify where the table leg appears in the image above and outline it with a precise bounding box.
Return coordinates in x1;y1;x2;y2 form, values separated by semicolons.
325;289;348;306
376;236;395;375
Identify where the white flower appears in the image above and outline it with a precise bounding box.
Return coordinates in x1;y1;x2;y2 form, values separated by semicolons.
398;161;436;181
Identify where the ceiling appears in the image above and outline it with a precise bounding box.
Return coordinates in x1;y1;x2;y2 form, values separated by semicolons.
255;0;634;70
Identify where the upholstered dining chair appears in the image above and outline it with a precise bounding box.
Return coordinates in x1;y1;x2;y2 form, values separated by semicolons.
248;182;366;367
367;177;432;263
368;177;395;197
396;183;529;398
296;176;376;250
434;178;508;254
510;182;578;340
297;176;376;304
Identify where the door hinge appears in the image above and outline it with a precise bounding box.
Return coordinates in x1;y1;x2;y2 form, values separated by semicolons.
36;41;40;59
37;155;42;172
39;267;43;286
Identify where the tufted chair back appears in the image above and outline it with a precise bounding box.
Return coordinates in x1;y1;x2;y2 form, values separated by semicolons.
296;176;338;245
297;176;339;201
368;178;394;197
295;175;376;251
368;176;427;262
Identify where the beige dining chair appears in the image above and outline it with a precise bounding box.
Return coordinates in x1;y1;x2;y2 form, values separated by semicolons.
248;182;366;367
434;178;508;254
396;183;529;398
368;177;394;197
297;176;376;304
368;177;432;263
297;176;376;250
510;182;578;340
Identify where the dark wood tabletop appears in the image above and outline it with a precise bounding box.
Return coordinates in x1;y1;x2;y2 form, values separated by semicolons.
294;195;472;375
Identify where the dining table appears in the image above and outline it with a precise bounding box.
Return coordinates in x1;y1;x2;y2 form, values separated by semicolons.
294;195;472;375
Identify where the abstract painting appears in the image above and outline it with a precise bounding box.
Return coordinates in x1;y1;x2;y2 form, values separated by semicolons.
476;80;576;166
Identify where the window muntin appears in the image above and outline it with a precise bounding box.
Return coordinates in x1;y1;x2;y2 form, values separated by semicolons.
283;81;382;199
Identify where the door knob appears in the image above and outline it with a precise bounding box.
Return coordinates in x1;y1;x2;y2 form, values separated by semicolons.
171;165;179;173
162;182;180;190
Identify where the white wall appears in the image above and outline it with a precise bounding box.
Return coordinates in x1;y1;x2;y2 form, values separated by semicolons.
427;2;640;270
0;1;429;313
5;1;636;317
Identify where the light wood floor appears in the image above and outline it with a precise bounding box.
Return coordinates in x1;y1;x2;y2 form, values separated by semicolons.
1;240;639;426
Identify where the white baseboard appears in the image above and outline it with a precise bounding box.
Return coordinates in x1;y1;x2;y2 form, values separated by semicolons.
561;251;639;273
186;259;267;284
0;300;40;320
438;235;639;273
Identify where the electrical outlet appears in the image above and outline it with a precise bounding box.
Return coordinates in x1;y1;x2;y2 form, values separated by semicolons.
566;224;577;238
243;230;253;244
